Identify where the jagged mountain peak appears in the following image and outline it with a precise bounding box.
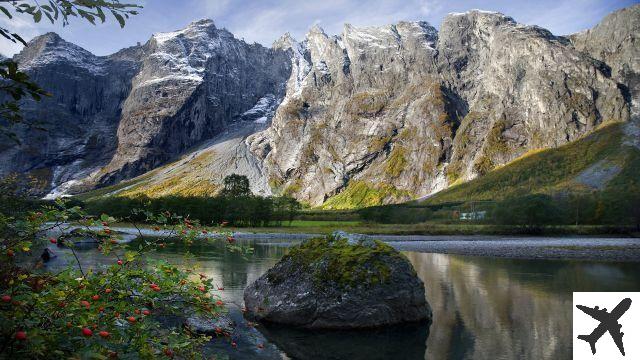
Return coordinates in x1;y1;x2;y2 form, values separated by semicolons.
151;18;223;46
14;31;103;74
308;24;327;36
273;32;297;50
446;9;514;22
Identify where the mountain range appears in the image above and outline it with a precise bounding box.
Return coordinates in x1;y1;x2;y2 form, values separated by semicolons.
1;5;638;208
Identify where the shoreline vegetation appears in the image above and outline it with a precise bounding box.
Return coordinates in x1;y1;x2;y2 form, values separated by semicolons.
110;220;640;237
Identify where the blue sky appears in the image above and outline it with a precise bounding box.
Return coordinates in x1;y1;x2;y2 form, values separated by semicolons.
0;0;636;56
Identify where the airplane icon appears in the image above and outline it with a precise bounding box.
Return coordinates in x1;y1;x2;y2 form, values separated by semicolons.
576;298;632;356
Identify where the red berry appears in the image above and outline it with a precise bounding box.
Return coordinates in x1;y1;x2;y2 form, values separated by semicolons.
6;249;14;257
92;295;100;301
1;295;10;303
49;238;57;244
198;286;206;292
81;300;90;309
217;287;224;291
82;328;93;337
59;302;66;308
105;288;112;294
15;331;26;341
134;309;140;314
98;331;110;338
231;342;237;348
117;260;123;265
98;306;104;312
163;348;173;357
216;300;223;306
142;309;150;316
127;316;136;323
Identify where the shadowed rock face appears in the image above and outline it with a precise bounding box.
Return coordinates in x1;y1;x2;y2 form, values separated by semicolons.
243;237;431;329
0;33;143;196
1;6;637;204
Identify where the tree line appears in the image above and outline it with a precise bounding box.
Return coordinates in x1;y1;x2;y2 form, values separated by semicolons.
82;174;302;227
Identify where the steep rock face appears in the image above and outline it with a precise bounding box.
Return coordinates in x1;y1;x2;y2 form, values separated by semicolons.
0;33;142;197
251;10;630;207
569;5;639;84
250;22;454;206
438;11;628;184
569;5;639;116
96;20;291;185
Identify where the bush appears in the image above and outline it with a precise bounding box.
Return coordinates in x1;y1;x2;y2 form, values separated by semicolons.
491;194;563;226
0;181;251;358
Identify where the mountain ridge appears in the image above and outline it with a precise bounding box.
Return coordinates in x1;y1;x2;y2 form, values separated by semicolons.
1;5;638;208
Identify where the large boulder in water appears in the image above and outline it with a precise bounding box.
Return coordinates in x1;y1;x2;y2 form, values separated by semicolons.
243;236;431;329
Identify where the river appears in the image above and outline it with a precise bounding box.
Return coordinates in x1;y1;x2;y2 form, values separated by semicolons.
42;236;640;359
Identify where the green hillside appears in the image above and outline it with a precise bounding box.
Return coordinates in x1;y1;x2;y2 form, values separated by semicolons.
424;122;640;205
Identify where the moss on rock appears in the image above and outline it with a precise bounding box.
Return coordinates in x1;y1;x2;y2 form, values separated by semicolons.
278;237;401;288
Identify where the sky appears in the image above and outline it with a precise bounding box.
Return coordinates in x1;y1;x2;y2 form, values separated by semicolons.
0;0;636;56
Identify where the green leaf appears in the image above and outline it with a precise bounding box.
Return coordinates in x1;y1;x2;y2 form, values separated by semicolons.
111;10;125;28
33;10;42;23
0;6;12;19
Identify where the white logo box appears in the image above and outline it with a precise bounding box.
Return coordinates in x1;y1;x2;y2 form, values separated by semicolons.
573;292;640;359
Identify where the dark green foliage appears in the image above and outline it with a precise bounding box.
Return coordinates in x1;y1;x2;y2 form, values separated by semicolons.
220;174;251;198
82;194;302;227
359;205;433;224
491;194;563;226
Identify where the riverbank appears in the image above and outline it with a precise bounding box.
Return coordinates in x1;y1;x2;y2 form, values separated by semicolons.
78;225;640;262
112;221;640;237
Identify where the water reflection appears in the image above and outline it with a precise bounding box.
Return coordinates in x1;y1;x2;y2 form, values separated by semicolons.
408;253;640;360
39;239;640;359
258;322;429;360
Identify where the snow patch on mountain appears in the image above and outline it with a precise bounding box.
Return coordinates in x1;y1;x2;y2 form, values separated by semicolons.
142;19;228;86
19;33;106;75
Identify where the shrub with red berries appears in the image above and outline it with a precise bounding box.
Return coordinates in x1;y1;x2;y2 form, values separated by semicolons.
0;197;237;358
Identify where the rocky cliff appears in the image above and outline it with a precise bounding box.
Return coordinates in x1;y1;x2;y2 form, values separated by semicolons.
1;6;638;206
0;33;142;197
96;19;291;186
0;20;290;196
249;9;633;207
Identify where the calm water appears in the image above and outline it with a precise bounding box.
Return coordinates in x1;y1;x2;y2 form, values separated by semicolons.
48;238;640;360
